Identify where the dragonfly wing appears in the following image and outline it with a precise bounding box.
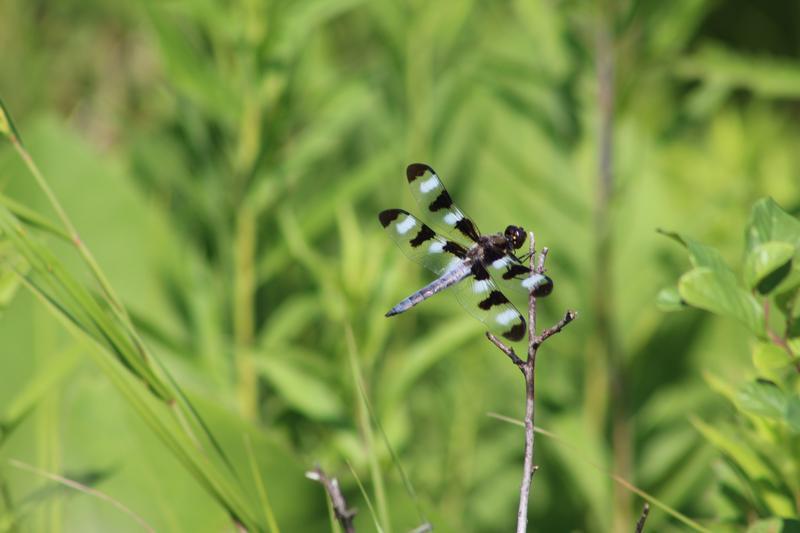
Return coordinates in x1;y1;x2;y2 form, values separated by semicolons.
406;163;481;244
453;263;526;341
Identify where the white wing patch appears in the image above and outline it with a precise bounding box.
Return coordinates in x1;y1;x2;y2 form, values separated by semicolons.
396;215;417;235
472;279;492;294
522;273;546;290
495;309;519;326
492;257;511;270
444;212;463;225
419;176;439;193
428;241;445;254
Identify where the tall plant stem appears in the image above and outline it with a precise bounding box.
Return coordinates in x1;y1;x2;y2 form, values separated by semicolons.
594;12;632;532
234;206;258;419
486;234;576;532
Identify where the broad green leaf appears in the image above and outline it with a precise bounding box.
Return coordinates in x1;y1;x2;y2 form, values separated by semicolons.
744;242;793;293
787;396;800;433
659;229;735;273
690;416;771;480
656;286;685;311
703;371;738;405
255;351;344;421
677;44;800;99
752;342;793;377
746;198;800;252
737;380;787;420
774;278;800;314
747;518;800;533
678;267;764;336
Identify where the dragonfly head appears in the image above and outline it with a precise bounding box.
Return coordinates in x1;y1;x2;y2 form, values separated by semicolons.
504;225;527;250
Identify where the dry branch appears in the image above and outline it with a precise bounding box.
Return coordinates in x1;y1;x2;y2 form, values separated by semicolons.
485;233;576;533
306;466;356;533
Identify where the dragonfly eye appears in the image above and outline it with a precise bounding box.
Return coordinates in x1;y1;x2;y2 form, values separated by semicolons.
505;225;526;249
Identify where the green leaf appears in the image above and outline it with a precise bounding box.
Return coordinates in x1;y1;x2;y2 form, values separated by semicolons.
744;242;794;293
676;44;800;99
0;96;21;143
255;351;344;421
678;267;764;336
0;349;81;444
746;198;800;252
747;518;800;533
774;278;800;314
690;416;772;479
752;342;793;376
656;286;686;312
658;229;734;272
737;380;787;420
787;397;800;433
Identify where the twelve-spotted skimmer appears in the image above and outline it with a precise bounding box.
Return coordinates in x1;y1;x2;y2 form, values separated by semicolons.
379;163;553;341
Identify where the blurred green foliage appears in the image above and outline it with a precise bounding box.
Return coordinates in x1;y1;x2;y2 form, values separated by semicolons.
2;0;800;531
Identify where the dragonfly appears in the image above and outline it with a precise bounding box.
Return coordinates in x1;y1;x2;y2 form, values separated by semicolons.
379;163;553;341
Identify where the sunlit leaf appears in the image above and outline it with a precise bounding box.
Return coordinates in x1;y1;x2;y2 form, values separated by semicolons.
752;342;793;377
690;416;771;480
737;380;787;420
678;267;764;336
744;242;793;293
656;286;685;311
745;198;800;252
677;44;800;99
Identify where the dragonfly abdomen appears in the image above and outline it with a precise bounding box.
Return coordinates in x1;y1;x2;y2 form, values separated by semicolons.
385;260;473;317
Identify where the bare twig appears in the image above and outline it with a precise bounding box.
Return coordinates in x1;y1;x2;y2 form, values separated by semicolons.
635;502;650;533
306;466;356;533
534;310;578;347
485;233;576;533
486;332;525;368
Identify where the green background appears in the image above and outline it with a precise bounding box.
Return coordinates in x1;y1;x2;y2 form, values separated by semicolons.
1;0;800;531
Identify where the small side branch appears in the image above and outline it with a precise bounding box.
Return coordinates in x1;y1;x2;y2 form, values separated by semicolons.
534;310;578;348
306;467;356;533
635;502;650;533
486;332;525;369
485;233;576;533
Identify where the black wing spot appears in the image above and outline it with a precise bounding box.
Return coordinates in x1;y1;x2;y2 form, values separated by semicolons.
503;264;530;280
456;218;480;242
378;209;404;228
472;263;491;281
444;241;467;258
483;246;506;264
406;163;433;182
409;224;436;247
503;321;526;341
478;290;509;310
428;190;453;212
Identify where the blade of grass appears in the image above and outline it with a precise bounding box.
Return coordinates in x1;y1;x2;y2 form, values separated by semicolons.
346;460;384;533
487;412;711;533
243;434;281;533
0;194;69;241
8;236;262;531
8;459;156;533
351;358;427;527
343;323;390;533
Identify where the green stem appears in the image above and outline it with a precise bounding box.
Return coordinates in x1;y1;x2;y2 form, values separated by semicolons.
345;324;391;533
234;207;258;419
